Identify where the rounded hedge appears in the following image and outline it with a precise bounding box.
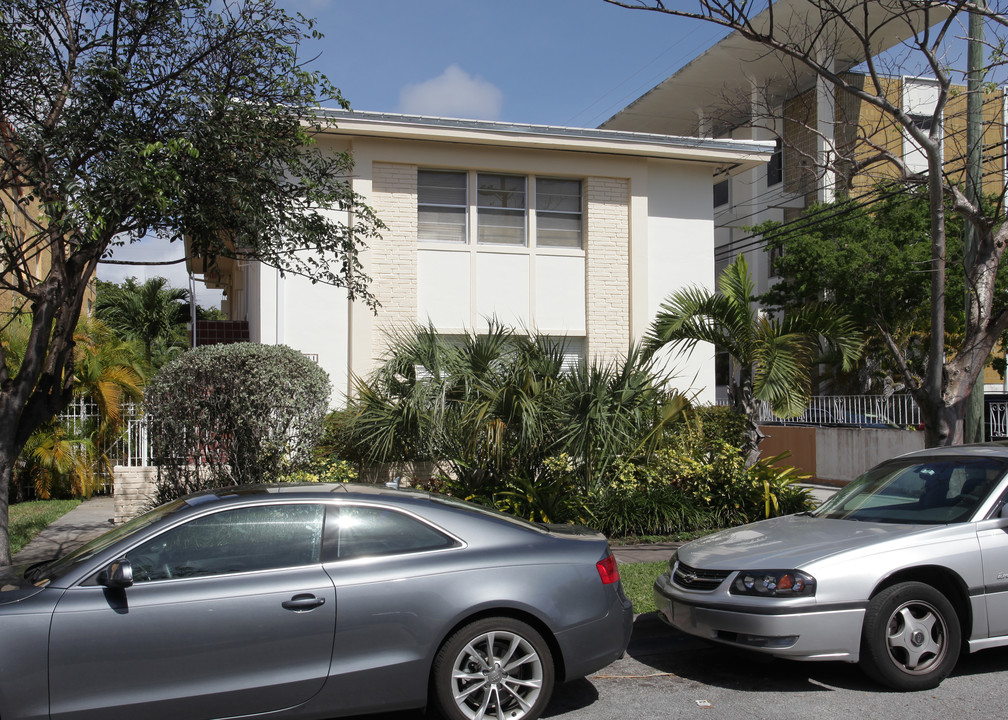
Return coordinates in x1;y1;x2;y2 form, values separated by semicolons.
145;342;330;502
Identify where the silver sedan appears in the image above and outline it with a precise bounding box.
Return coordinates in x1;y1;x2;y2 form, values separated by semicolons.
1;484;633;720
653;444;1008;690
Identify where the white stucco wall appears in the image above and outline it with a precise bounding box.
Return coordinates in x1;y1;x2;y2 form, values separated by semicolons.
645;160;718;404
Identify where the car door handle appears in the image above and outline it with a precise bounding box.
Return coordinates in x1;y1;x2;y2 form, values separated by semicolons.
282;594;326;611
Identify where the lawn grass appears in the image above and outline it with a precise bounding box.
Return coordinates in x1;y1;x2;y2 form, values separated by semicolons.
618;559;668;615
9;499;82;555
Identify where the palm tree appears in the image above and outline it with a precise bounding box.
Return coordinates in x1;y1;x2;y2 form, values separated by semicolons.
94;277;190;367
645;254;862;466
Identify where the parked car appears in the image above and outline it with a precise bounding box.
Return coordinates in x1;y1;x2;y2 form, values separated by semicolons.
1;484;633;720
653;444;1008;690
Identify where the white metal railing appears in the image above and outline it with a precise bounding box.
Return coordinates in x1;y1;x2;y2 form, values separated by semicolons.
56;398;150;472
762;394;923;428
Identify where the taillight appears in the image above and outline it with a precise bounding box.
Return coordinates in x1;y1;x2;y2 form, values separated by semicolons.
596;553;620;584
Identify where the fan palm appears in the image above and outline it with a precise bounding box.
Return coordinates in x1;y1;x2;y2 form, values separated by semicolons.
645;254;862;466
94;277;190;367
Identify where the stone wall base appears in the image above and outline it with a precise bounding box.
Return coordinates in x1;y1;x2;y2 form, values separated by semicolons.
113;466;158;524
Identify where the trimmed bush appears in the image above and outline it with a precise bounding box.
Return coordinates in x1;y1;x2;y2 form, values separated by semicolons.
145;343;330;503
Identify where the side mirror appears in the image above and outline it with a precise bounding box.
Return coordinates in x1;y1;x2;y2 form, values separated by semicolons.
98;559;134;589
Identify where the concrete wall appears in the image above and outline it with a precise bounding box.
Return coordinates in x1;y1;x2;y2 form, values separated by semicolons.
760;425;926;484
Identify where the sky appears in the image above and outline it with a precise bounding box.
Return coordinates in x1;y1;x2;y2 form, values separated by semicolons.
95;1;729;304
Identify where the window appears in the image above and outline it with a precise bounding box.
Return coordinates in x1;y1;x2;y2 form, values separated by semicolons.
477;173;526;245
418;170;467;243
536;178;582;248
333;505;458;560
767;139;783;187
126;504;325;582
713;178;730;208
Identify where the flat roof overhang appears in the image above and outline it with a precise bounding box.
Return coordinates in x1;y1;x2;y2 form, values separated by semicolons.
601;0;952;136
316;109;774;176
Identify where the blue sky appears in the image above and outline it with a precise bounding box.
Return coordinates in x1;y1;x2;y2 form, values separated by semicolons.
295;0;728;127
98;1;724;301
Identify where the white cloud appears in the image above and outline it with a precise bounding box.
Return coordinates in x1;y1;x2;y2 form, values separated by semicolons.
399;65;503;120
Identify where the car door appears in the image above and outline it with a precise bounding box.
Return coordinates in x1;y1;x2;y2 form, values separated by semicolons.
978;508;1008;638
48;502;336;720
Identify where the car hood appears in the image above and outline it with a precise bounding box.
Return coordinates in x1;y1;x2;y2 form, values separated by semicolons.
678;514;940;570
0;565;47;604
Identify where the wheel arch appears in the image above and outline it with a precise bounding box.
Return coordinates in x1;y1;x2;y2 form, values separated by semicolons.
870;565;973;642
430;607;567;684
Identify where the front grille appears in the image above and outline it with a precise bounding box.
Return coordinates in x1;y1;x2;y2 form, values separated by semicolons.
672;562;731;591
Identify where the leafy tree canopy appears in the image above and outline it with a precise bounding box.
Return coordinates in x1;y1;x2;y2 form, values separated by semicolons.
0;0;383;565
755;187;1008;392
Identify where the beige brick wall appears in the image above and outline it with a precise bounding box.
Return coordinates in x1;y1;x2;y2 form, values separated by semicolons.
113;466;158;523
585;177;630;363
370;162;419;357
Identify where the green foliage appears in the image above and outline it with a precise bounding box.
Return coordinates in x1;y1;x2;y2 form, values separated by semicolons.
344;322;690;501
145;343;330;503
645;253;862;464
8;499;82;556
95;277;190;369
281;457;359;484
0;0;384;562
754;185;990;392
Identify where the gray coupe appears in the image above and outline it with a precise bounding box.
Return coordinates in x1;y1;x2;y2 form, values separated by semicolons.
1;484;632;720
653;444;1008;690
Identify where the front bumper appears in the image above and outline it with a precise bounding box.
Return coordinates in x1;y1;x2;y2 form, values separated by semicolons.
653;571;865;662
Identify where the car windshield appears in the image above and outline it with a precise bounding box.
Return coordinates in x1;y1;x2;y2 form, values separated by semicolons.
812;457;1007;524
25;498;188;584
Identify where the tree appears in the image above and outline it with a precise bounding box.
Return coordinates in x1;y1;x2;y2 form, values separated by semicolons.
145;343;330;504
607;0;1008;448
94;277;189;368
755;185;1004;393
5;316;143;499
0;0;384;564
644;254;862;466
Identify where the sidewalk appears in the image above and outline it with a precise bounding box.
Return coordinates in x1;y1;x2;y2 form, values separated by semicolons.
12;496;115;565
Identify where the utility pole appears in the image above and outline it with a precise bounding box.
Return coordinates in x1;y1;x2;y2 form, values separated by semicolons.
964;1;986;444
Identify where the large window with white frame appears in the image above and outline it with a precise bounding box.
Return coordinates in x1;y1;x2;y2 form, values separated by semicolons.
418;170;583;250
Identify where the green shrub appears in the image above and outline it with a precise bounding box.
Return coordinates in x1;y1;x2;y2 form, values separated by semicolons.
145;343;330;503
587;459;717;537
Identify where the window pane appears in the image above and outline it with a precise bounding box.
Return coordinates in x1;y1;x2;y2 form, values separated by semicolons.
418;170;466;204
536;178;581;213
419;169;467;243
537;212;581;248
127;504;325;582
419;206;466;243
713;179;730;207
478;208;525;245
336;505;457;560
477;174;526;209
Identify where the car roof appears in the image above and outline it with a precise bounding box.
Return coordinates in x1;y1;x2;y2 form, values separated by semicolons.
181;483;433;508
893;442;1008;462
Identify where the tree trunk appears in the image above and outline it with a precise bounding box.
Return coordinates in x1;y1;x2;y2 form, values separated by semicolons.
729;375;765;468
0;442;15;566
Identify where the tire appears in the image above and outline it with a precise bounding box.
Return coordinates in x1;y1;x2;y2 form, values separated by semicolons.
432;617;555;720
859;581;961;691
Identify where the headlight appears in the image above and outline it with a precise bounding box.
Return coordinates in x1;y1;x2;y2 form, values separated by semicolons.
730;570;816;597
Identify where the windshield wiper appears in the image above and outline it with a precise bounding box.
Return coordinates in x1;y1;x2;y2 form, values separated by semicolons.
23;559;54;582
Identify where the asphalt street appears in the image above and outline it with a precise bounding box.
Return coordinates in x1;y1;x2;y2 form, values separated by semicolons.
353;613;1008;720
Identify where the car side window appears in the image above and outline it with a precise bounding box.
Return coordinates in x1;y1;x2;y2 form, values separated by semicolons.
333;505;458;560
126;504;325;582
